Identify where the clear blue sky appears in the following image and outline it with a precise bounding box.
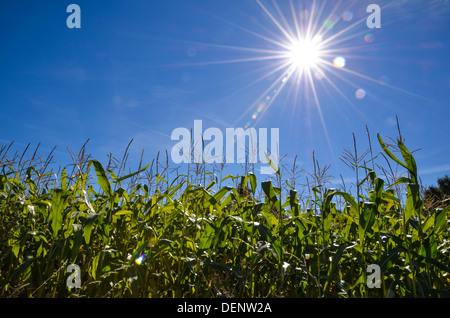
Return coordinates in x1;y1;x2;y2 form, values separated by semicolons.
1;0;449;191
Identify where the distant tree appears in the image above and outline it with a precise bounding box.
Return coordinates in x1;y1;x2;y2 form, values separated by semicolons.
423;175;450;211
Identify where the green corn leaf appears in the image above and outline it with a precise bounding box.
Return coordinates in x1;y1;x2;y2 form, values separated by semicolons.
213;186;232;203
89;160;112;198
377;134;408;170
205;180;215;190
70;224;84;262
203;186;232;209
404;183;422;224
379;245;406;271
254;223;282;261
265;153;280;176
260;204;278;228
434;208;448;235
289;190;299;216
359;202;376;237
422;214;435;233
199;224;215;250
335;190;359;216
389;176;412;188
117;163;150;183
50;189;65;238
83;212;102;244
324;245;348;293
369;178;384;203
248;173;257;195
114;210;133;217
262;180;281;213
61;167;67;191
398;140;418;184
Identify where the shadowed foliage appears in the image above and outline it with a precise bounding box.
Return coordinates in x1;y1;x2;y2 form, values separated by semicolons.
0;133;449;298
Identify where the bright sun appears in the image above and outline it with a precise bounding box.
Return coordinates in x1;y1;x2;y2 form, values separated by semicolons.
287;36;323;71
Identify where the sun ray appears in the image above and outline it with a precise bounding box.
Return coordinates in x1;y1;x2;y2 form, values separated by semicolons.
306;67;335;160
314;1;345;39
163;0;440;161
213;18;292;51
272;0;296;41
233;63;295;126
289;0;301;40
306;0;325;40
318;70;366;119
164;54;288;68
252;65;297;127
320;15;369;47
227;59;294;100
320;59;430;100
256;0;296;44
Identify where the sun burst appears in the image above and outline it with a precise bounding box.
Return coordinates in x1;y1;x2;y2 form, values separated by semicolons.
168;0;409;159
287;35;324;72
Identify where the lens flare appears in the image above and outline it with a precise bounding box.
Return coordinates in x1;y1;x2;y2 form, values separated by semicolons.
364;33;374;43
333;56;346;68
135;252;150;265
133;239;157;266
135;254;146;265
355;88;366;99
342;11;354;22
323;14;339;30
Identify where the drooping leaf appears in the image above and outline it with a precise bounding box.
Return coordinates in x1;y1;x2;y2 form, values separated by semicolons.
379;245;406;271
248;173;257;196
89;160;112;198
377;134;408;170
262;180;281;213
398;140;418;184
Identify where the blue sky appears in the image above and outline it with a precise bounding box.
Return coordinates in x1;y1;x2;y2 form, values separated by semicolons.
1;0;449;191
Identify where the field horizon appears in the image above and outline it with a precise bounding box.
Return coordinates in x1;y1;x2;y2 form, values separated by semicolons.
1;128;449;298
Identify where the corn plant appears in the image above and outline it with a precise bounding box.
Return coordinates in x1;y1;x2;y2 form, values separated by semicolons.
0;133;449;298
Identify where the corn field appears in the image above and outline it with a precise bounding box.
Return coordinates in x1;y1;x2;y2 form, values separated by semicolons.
0;132;449;298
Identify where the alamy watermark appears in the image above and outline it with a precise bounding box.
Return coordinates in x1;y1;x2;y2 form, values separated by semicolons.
66;3;381;30
366;264;382;289
171;120;280;175
66;4;81;29
366;4;381;29
66;264;81;289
